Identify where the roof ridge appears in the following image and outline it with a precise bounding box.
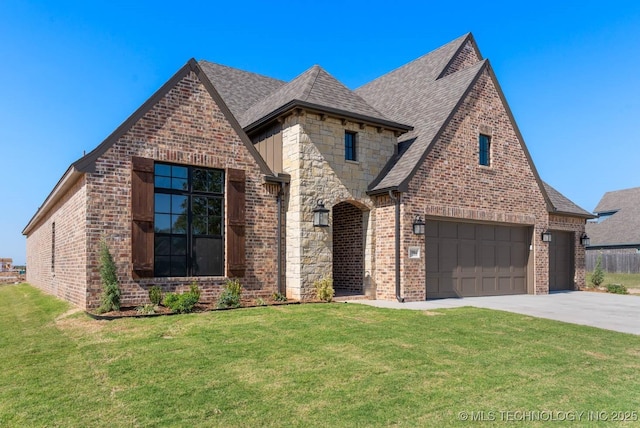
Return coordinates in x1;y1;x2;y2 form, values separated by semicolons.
302;65;322;101
198;59;286;84
356;33;471;91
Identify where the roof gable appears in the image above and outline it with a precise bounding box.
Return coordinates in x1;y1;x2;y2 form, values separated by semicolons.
240;65;406;131
24;59;276;235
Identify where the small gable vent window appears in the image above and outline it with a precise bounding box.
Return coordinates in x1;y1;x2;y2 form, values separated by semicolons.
479;134;491;166
345;131;357;161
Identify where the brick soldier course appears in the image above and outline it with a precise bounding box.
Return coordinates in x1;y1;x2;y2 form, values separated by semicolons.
24;33;593;309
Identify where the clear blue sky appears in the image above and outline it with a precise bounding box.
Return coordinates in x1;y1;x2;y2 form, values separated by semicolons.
1;1;639;265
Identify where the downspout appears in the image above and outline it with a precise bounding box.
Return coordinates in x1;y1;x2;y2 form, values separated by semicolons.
388;190;404;303
277;182;285;295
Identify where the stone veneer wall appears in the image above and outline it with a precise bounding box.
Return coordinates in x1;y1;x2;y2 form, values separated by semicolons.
401;68;549;300
81;71;278;308
282;111;397;299
26;176;88;308
549;214;588;289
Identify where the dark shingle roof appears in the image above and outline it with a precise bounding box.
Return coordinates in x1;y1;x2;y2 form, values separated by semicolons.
543;182;593;217
239;65;406;130
355;34;483;191
586;187;640;246
198;60;286;119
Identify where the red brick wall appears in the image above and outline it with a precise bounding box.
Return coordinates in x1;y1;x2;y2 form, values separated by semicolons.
400;68;549;300
26;175;89;308
82;71;279;308
28;71;279;309
442;40;481;77
373;195;397;301
332;202;363;292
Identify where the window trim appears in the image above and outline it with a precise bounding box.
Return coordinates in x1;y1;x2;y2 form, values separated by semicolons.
345;131;357;161
479;134;491;166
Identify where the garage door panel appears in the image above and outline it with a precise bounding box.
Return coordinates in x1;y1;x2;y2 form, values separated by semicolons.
459;243;476;273
440;241;457;271
440;222;457;238
426;220;529;299
459;223;475;240
481;244;495;272
498;277;512;292
482;277;496;292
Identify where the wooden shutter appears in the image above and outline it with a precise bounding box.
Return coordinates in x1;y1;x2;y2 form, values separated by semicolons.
227;168;246;277
131;156;154;277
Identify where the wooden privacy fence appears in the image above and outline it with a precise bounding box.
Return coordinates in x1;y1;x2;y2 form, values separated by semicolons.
586;252;640;273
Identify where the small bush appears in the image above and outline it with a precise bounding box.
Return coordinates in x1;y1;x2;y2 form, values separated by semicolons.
272;292;287;302
97;239;120;313
217;278;242;309
591;255;605;287
256;297;266;306
136;304;157;315
149;286;163;306
606;284;628;295
163;285;201;314
314;276;334;302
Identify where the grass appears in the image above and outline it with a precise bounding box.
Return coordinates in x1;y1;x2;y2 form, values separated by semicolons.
1;284;640;427
586;272;640;290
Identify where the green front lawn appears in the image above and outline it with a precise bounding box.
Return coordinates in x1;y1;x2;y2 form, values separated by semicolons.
1;284;639;427
586;272;640;290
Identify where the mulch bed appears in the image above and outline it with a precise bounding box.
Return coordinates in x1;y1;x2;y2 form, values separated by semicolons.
86;298;327;320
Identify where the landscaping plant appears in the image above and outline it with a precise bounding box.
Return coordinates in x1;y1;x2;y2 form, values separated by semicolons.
217;278;242;309
98;238;121;313
606;283;628;295
148;286;163;306
163;284;201;314
313;276;334;302
591;254;605;287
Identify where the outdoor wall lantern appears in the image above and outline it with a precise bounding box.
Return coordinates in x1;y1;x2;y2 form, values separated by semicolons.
313;199;329;227
541;230;552;242
580;233;590;247
412;215;425;235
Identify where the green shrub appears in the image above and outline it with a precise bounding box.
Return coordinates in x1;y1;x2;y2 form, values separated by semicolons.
97;239;121;313
313;276;334;302
136;304;157;315
163;285;201;314
217;278;242;309
606;284;628;295
149;286;163;306
591;255;605;287
272;292;287;302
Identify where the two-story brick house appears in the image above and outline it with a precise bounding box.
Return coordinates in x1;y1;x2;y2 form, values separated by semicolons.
23;33;592;309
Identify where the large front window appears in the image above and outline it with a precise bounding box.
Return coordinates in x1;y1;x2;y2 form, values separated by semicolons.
154;163;224;277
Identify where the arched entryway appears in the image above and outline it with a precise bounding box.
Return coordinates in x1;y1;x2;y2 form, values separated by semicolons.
332;201;365;294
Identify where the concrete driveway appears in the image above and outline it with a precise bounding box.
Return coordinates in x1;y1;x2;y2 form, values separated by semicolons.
345;291;640;335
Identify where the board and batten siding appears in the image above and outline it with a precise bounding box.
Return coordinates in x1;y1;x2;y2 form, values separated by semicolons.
251;123;283;174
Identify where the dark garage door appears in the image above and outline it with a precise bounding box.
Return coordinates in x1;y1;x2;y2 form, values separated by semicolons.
426;220;530;299
549;231;573;291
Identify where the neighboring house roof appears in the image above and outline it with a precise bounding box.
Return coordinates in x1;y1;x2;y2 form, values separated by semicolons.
543;182;594;218
585;187;640;247
198;61;286;120
238;65;411;132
